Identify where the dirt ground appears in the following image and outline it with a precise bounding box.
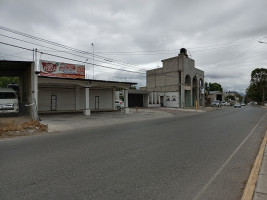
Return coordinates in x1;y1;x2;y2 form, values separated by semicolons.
0;114;47;138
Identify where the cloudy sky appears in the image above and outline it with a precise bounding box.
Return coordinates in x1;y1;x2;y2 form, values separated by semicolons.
0;0;266;94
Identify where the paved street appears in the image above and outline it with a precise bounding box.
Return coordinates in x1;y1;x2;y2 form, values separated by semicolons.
0;106;266;200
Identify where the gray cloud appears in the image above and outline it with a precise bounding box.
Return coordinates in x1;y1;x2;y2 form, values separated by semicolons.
0;0;267;93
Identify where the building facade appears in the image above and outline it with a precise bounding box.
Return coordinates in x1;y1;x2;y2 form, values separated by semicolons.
38;76;135;115
144;48;204;108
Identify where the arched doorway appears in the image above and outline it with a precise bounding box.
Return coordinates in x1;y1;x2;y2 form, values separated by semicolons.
185;74;191;107
199;78;204;106
192;76;198;106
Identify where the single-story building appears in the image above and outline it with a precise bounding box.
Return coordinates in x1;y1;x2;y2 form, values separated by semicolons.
38;76;136;115
1;60;136;120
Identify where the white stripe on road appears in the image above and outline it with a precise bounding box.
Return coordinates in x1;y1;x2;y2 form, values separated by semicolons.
193;113;267;200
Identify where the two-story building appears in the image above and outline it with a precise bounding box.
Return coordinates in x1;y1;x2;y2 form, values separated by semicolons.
142;48;205;108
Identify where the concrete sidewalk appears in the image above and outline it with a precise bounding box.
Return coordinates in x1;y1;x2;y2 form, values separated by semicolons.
39;107;206;133
253;145;267;200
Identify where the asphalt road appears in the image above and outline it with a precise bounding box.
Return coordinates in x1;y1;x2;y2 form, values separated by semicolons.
0;106;266;200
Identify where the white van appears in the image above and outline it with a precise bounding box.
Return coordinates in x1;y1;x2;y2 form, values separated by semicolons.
0;88;19;114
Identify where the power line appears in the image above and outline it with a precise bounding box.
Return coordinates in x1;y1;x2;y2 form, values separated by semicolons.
0;41;146;75
0;32;146;73
0;26;146;71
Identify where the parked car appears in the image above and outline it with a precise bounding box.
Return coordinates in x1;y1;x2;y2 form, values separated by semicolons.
234;102;241;108
221;101;230;106
211;100;221;107
0;88;19;114
115;100;124;110
241;103;246;106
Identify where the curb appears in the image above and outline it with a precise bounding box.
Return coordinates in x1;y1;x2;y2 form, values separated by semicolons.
241;129;267;200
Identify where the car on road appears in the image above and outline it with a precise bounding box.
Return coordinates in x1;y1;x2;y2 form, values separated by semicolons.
211;100;221;107
0;88;19;114
115;100;124;110
241;103;246;106
221;101;226;106
221;101;230;106
234;102;241;108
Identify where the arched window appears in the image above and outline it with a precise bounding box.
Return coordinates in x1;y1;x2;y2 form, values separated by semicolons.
185;74;191;86
193;76;198;88
199;78;203;88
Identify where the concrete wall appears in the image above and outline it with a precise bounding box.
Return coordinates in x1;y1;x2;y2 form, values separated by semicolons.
147;68;179;92
148;91;179;108
38;87;76;111
90;89;113;110
39;87;113;111
163;92;179;108
79;88;113;110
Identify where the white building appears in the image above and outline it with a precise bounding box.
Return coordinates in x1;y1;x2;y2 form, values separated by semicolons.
38;76;135;115
1;60;136;119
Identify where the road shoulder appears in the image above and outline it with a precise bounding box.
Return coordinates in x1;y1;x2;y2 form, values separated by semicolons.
241;129;267;200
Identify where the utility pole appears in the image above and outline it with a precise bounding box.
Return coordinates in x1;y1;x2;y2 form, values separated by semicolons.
92;43;94;79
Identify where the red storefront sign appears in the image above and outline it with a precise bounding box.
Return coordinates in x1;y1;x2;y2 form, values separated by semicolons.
40;60;85;79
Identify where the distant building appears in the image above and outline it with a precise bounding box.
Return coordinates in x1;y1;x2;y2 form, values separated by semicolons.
207;91;224;101
142;48;204;108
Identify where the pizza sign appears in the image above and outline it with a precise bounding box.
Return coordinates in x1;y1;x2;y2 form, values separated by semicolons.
42;63;57;73
40;60;85;79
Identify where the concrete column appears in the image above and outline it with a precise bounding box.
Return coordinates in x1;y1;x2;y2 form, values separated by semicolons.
158;94;161;105
145;94;149;107
151;92;154;104
31;61;38;120
75;86;80;111
197;85;200;108
190;79;193;107
112;88;115;110
84;87;90;115
180;85;185;108
124;89;129;114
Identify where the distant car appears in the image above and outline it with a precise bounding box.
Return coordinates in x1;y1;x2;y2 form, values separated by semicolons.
211;100;221;107
241;103;246;106
234;102;241;108
115;100;124;110
221;101;230;106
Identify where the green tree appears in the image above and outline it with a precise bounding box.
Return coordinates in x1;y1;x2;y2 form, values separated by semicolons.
246;68;267;105
0;77;19;87
129;86;136;90
205;82;223;92
235;93;243;103
225;95;235;101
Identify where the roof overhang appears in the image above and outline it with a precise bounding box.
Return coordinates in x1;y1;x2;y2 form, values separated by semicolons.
0;60;33;76
38;76;137;89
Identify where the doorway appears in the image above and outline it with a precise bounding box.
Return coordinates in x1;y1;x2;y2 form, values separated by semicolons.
51;94;57;111
185;90;191;107
160;96;164;107
95;96;99;110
